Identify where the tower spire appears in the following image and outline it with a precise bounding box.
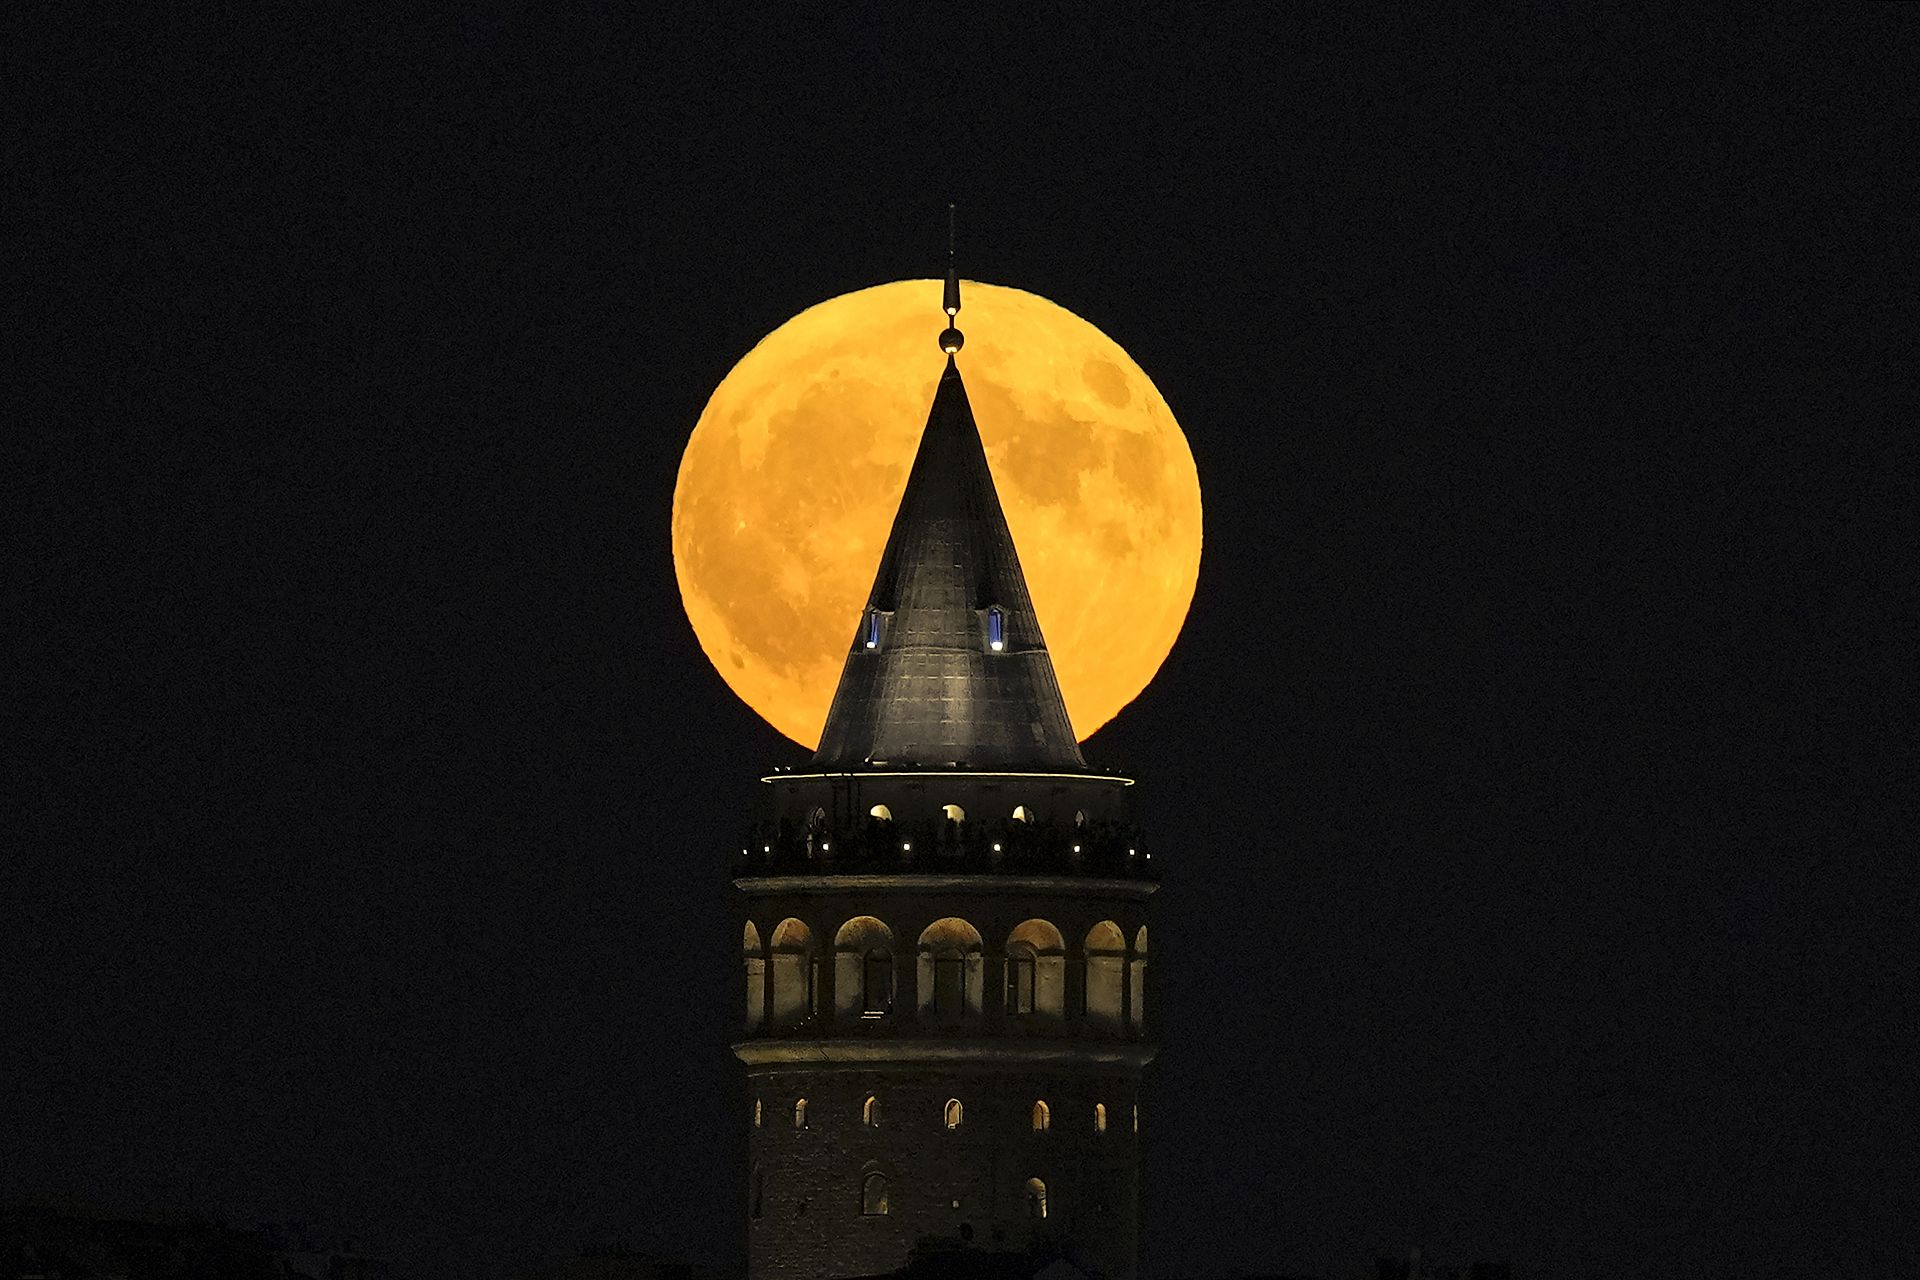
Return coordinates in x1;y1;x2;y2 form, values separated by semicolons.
810;211;1085;771
939;203;964;355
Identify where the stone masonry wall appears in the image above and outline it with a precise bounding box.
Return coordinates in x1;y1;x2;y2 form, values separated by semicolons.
746;1067;1141;1280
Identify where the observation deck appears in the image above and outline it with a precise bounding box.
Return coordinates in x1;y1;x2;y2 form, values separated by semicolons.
734;811;1156;881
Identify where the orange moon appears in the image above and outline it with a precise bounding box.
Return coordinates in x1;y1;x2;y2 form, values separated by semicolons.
672;279;1202;750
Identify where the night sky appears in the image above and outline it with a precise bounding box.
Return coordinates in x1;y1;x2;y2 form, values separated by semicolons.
9;10;1912;1280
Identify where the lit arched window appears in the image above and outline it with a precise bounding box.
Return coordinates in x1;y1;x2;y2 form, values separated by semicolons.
769;919;817;1030
1011;805;1034;823
1095;1102;1108;1133
918;918;984;1022
944;1098;964;1130
861;1172;889;1216
1031;1099;1051;1132
1133;1103;1140;1133
1005;919;1065;1020
986;605;1006;652
1130;926;1149;1032
1074;809;1089;828
834;916;895;1020
1025;1177;1047;1219
869;804;892;821
753;1098;762;1127
942;803;966;822
1084;921;1126;1032
743;922;765;1033
793;1098;807;1130
863;1094;881;1127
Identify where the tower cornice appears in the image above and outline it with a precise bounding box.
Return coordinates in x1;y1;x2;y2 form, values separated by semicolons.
734;873;1157;898
762;769;1132;786
734;1038;1157;1069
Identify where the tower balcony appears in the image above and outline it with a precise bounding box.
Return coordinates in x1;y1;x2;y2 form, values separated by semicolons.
733;814;1156;881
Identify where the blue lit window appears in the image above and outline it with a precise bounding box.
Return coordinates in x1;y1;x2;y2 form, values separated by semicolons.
865;609;883;650
987;606;1005;652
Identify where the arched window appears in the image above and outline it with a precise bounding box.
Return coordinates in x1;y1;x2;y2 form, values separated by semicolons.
1011;805;1034;823
1129;926;1149;1032
944;1098;964;1129
1031;1099;1051;1131
862;1094;881;1128
986;605;1006;652
1074;809;1089;828
793;1098;808;1129
917;918;984;1022
1025;1178;1047;1219
861;1172;889;1216
1084;921;1126;1032
769;919;817;1029
869;804;892;821
833;917;895;1019
1095;1102;1108;1133
1005;920;1066;1021
743;922;765;1032
753;1098;762;1127
864;608;885;651
942;803;966;823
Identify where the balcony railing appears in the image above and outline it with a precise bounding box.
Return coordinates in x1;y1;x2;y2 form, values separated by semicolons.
733;817;1156;880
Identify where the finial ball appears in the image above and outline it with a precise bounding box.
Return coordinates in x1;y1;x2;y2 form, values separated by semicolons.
939;326;965;354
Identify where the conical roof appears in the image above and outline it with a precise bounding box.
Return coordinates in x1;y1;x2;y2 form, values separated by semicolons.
812;356;1086;771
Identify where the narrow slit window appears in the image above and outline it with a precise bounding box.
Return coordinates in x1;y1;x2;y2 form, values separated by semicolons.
987;606;1005;652
794;1098;807;1129
864;609;883;650
1095;1102;1107;1133
863;1094;881;1127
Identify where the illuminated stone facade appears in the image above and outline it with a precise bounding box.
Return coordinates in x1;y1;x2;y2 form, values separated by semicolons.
734;344;1157;1279
736;851;1153;1279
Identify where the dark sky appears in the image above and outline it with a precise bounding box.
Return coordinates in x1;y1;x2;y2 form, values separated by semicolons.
9;9;1912;1280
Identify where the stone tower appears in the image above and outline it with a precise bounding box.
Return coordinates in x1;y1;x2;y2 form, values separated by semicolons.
734;266;1156;1280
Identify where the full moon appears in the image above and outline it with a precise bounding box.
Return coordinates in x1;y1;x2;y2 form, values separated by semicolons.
673;279;1202;750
